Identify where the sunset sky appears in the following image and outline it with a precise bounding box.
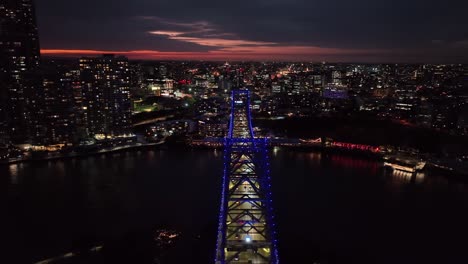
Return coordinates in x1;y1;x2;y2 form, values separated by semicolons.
36;0;468;62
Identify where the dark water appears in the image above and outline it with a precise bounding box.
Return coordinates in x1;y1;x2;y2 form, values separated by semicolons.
2;149;468;263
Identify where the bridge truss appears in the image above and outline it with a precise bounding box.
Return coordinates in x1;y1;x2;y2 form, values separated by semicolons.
215;90;279;264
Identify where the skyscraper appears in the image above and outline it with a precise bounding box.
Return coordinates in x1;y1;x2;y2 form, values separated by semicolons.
0;0;41;144
79;55;132;138
41;68;77;145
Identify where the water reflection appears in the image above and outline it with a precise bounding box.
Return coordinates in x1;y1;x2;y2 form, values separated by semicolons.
9;164;19;185
391;170;413;182
386;169;426;184
56;161;65;176
415;172;425;184
308;152;322;163
273;146;280;157
330;154;379;173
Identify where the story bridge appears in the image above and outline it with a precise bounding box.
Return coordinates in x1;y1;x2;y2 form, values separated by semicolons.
215;89;279;264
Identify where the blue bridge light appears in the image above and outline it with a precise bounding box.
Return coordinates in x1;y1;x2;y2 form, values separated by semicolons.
215;89;279;264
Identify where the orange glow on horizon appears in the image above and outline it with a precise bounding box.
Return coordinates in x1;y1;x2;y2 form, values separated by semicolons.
41;47;386;61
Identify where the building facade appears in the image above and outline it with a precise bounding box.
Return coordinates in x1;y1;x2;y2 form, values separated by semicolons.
79;55;132;138
0;0;41;144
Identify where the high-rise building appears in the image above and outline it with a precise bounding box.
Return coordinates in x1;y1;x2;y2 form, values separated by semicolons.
218;77;232;92
42;70;77;145
0;0;41;144
79;55;131;138
332;70;343;85
158;65;167;77
12;66;78;145
271;82;282;93
309;73;325;92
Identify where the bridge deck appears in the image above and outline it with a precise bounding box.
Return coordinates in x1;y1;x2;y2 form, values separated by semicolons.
215;90;279;264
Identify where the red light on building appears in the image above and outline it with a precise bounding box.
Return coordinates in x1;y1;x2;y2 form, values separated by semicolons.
331;141;380;153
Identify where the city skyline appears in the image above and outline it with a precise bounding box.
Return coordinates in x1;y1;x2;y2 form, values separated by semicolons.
37;0;468;63
2;1;468;263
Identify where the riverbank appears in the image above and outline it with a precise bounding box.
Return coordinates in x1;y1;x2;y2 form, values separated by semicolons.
190;137;468;178
0;141;164;165
3;138;467;179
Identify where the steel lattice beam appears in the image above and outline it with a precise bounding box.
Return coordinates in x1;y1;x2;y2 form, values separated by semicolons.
215;90;279;264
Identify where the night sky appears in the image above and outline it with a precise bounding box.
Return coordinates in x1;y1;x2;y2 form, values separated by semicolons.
36;0;468;62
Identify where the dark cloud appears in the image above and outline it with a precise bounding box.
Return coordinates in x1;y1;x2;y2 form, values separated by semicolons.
35;0;468;62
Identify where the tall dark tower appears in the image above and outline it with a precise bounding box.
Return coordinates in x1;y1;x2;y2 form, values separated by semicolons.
0;0;41;144
79;55;132;138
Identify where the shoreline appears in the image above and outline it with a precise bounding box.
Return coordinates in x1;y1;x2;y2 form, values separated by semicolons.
190;143;468;177
3;141;466;178
0;142;164;165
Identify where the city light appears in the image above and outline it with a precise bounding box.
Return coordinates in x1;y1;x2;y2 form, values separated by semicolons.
2;1;468;263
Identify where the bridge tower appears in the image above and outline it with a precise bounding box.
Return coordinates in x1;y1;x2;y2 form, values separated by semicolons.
215;90;279;264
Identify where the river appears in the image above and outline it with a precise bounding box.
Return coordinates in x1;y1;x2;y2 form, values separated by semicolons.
1;148;468;263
